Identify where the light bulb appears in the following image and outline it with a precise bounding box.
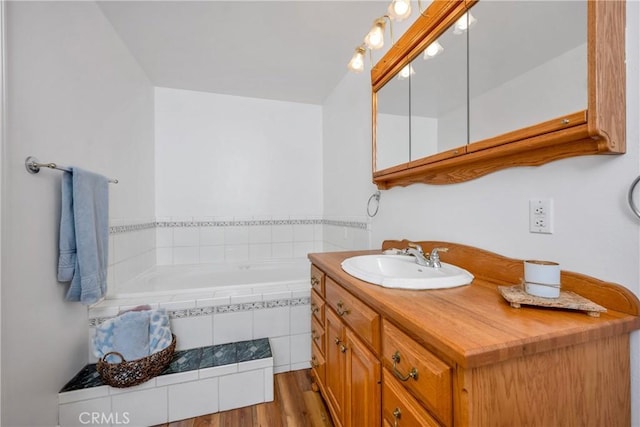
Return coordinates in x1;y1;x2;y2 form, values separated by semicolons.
388;0;412;21
423;40;444;59
397;64;415;80
348;47;366;73
365;19;386;50
453;12;477;35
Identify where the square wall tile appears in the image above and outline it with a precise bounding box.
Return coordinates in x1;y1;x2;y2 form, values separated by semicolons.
269;336;291;368
59;397;112;427
200;227;225;246
249;243;272;260
290;305;311;335
170;315;213;350
290;333;311;364
253;307;290;338
293;224;314;242
218;370;265;411
272;242;293;259
111;387;168;427
224;245;249;262
213;311;253;345
225;226;249;244
249;225;272;244
293;242;315;258
199;245;224;264
156;228;173;247
272;225;293;243
174;227;199;247
168;377;219;422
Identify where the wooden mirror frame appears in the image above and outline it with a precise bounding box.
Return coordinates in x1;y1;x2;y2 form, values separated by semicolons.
371;0;625;188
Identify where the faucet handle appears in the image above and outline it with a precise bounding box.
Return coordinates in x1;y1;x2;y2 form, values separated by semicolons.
407;242;424;253
430;247;449;259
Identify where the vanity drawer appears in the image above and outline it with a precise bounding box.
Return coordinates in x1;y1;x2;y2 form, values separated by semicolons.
311;290;325;324
325;277;380;353
311;316;325;355
383;369;440;427
382;320;452;426
310;265;325;296
311;344;326;386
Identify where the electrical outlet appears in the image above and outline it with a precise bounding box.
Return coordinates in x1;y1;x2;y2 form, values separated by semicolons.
529;199;553;234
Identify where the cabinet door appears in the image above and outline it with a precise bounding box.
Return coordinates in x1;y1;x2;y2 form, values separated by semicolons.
325;308;346;426
345;328;381;427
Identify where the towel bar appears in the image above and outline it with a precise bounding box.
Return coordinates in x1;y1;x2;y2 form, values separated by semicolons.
25;156;118;183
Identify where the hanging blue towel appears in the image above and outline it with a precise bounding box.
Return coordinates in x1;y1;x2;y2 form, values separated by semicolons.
57;167;109;305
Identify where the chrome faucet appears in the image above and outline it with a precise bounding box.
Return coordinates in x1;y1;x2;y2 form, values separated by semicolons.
403;243;449;268
404;244;430;266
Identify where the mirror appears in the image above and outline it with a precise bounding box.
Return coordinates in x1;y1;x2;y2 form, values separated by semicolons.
371;0;622;188
410;14;468;160
468;1;587;143
374;66;410;172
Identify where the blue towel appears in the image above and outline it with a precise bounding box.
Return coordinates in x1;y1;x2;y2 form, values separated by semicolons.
149;309;172;354
94;311;151;362
112;311;151;361
57;168;109;305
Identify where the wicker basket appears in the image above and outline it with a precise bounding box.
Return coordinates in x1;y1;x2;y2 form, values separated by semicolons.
96;334;176;388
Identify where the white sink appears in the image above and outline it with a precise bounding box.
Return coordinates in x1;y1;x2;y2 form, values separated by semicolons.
341;254;474;290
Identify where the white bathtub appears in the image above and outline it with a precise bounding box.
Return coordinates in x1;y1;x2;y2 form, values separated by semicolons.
92;259;313;372
111;259;311;299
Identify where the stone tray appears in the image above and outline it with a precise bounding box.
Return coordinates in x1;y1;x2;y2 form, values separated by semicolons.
498;284;607;317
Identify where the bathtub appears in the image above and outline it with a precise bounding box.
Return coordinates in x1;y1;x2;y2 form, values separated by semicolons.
111;259;311;298
90;258;313;373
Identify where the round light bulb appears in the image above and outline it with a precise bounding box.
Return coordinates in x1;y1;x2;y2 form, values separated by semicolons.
388;0;412;22
366;26;384;49
424;40;444;58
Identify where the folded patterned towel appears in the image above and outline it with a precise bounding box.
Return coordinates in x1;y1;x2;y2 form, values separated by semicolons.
112;311;151;361
149;309;172;354
93;308;172;361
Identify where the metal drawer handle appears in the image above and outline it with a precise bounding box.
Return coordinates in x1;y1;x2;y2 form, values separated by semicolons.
311;330;320;341
334;337;341;346
310;356;319;368
336;301;350;316
340;344;347;353
311;303;319;314
393;408;401;427
391;351;418;381
311;276;320;287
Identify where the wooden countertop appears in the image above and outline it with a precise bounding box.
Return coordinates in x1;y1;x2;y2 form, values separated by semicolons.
308;241;640;369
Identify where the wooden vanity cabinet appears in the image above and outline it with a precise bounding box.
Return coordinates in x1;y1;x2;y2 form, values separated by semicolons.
309;242;640;426
315;276;381;427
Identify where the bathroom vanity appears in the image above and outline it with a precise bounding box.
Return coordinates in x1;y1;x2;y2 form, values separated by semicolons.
308;241;640;426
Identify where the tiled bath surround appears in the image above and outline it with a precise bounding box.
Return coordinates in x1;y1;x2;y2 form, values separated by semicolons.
107;217;371;290
90;290;312;374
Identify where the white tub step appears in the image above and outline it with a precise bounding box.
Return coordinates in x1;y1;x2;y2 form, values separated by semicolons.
58;338;274;427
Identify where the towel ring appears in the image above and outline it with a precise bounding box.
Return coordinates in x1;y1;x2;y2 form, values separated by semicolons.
367;191;381;217
628;175;640;220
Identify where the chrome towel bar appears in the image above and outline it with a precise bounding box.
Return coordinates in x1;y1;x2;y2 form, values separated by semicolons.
25;156;118;184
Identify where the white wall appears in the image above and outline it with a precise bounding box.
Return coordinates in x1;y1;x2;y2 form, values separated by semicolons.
2;2;154;425
322;1;640;424
153;88;324;264
155;87;322;219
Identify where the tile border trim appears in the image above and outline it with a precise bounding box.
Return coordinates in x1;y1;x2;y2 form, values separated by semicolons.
109;219;368;235
89;297;310;326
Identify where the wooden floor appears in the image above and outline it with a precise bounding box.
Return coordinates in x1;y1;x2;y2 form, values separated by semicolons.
158;370;334;427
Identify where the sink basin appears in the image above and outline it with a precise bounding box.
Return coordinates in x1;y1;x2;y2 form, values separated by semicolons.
341;255;474;290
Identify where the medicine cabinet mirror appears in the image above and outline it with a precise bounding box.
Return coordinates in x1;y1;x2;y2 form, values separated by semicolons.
372;0;625;188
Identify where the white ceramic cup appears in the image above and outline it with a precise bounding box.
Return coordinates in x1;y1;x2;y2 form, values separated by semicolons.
524;260;561;298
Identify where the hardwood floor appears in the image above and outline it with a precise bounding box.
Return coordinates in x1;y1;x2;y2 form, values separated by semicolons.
158;370;334;427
